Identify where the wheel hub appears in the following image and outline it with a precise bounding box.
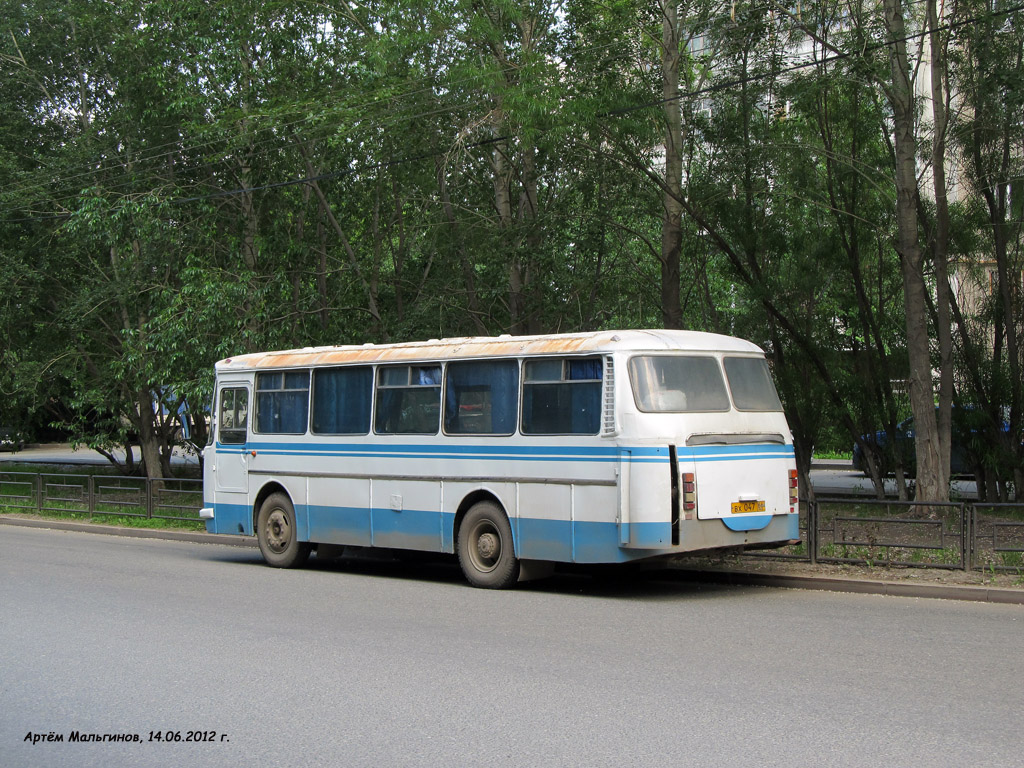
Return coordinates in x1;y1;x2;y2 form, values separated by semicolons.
476;532;499;560
266;510;289;553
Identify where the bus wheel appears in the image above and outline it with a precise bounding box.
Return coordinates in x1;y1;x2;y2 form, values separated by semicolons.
457;502;520;589
257;493;311;568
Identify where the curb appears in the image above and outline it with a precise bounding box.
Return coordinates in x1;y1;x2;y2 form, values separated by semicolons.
665;567;1024;605
3;515;1022;604
0;515;257;548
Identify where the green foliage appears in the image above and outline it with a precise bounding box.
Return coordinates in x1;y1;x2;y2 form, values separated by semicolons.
0;0;1020;492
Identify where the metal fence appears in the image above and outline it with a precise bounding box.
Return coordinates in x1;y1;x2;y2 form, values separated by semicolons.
2;468;1022;571
0;470;203;523
750;497;1024;572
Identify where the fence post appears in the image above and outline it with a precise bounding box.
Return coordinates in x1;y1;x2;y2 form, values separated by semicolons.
36;473;42;513
87;475;94;516
965;503;974;572
808;499;817;565
146;478;153;519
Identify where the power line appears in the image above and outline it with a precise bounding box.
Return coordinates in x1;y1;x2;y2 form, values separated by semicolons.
0;29;641;201
0;0;912;199
1;0;1019;224
0;0;946;204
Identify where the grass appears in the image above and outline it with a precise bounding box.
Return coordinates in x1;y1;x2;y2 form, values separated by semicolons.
817;541;965;568
975;504;1024;522
1;507;207;531
998;551;1024;569
814;450;852;461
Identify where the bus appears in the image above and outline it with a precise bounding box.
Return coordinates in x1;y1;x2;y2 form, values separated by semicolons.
200;330;799;588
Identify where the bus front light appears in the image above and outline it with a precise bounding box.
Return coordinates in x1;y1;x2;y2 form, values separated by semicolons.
789;470;798;512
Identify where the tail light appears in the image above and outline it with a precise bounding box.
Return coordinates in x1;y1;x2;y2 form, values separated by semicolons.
682;472;696;518
789;469;798;512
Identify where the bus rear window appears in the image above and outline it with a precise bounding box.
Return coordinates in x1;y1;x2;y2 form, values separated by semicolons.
628;356;729;412
723;357;783;411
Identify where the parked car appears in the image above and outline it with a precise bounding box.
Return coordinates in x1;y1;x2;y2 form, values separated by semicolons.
851;407;1013;477
0;427;24;452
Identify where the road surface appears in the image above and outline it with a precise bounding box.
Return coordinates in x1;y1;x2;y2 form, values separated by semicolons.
1;527;1021;767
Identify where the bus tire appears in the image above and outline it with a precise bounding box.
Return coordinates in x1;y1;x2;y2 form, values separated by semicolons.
256;493;311;568
457;501;520;589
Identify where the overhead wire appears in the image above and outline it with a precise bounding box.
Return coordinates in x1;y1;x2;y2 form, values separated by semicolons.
0;0;940;203
0;0;1019;224
0;27;646;202
0;0;891;199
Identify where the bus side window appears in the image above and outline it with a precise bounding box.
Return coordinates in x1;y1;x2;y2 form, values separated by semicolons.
255;370;310;434
443;360;519;435
219;388;248;445
521;357;602;435
311;366;372;434
375;364;441;434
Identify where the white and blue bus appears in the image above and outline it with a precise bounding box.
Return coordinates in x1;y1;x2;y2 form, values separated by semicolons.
201;330;799;587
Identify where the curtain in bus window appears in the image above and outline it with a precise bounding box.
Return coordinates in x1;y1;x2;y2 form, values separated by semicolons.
571;359;601;433
522;357;602;435
567;359;602;381
444;360;519;435
312;367;372;434
256;371;310;434
567;359;601;433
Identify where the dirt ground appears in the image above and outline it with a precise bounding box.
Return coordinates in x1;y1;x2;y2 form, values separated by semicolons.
681;551;1024;591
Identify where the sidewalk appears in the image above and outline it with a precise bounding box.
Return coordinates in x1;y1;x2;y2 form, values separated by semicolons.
2;513;1021;604
0;442;199;467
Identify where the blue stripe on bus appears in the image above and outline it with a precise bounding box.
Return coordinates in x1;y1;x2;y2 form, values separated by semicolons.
208;500;798;563
214;442;794;464
517;518;675;563
720;515;773;532
205;502;252;535
720;512;800;536
312;504;448;553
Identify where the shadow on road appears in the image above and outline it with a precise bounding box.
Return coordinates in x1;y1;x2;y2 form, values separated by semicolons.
202;546;757;600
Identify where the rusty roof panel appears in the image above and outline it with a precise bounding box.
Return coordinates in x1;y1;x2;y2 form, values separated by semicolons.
215;330;763;372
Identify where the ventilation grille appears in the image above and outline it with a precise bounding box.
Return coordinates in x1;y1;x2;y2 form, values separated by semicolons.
601;356;617;436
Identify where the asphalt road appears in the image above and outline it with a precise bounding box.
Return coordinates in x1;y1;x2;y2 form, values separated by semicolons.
2;528;1022;768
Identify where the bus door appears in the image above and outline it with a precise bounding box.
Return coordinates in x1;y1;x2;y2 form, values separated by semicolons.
214;384;250;496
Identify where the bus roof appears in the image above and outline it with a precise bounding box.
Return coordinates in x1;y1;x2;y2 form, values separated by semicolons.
214;329;765;372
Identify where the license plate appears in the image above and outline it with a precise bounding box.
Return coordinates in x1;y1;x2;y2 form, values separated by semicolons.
731;500;766;515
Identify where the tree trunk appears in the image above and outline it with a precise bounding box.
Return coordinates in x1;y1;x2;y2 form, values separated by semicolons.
136;388;165;481
660;0;683;329
884;0;946;503
927;0;954;494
